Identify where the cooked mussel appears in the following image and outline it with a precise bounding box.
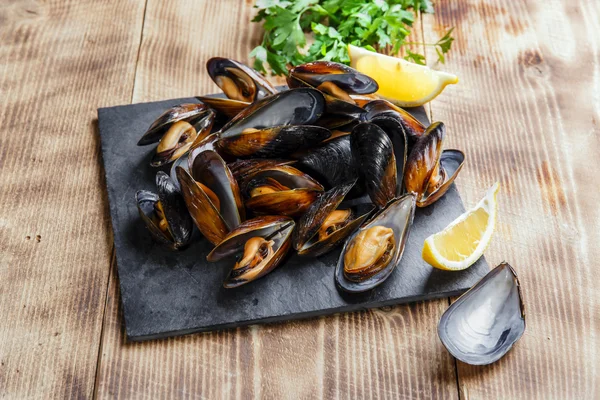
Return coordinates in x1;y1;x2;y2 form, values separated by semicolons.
244;166;324;217
335;193;416;293
195;96;251;119
217;125;330;158
288;62;375;118
228;158;294;189
438;262;526;365
176;150;245;245
404;122;464;207
293;181;374;257
207;216;294;288
136;171;193;250
206;57;277;102
351;123;400;208
363;100;426;149
295;135;358;191
138;103;215;146
219;88;326;139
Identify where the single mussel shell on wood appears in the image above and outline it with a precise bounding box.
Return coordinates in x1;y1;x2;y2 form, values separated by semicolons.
244;166;324;217
288;61;379;95
335;193;416;293
363;100;426;149
438;262;526;365
295;135;359;192
217;125;331;158
206;57;277;102
138;103;214;146
176;150;245;245
195;96;251;119
207;216;295;288
404;122;464;207
136;171;193;250
351;123;399;208
293;181;374;257
228;158;294;189
219;88;326;138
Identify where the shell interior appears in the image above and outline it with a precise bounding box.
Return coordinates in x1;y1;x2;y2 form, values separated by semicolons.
438;262;526;365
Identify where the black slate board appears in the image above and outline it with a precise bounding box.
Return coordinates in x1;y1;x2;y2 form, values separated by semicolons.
98;95;489;341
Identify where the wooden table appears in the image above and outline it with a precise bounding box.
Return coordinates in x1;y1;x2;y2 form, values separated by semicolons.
1;0;598;398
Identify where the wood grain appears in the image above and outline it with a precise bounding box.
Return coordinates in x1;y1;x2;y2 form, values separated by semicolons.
423;0;600;398
0;0;146;398
94;1;458;399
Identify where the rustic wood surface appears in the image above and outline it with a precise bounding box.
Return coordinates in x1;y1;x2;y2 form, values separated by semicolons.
0;0;598;398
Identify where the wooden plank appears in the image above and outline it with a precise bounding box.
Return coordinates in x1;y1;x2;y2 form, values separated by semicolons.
95;1;458;398
422;0;600;398
0;0;146;398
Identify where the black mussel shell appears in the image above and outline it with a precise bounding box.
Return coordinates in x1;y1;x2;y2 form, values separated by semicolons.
368;117;407;195
335;193;416;293
195;96;251;119
219;88;326;139
295;135;360;193
288;61;378;94
228;158;294;189
363;100;426;149
206;57;277;102
217;125;330;158
351;123;397;208
420;149;465;207
136;172;193;250
138;103;211;146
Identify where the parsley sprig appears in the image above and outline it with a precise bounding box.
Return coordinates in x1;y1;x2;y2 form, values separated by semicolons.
250;0;454;75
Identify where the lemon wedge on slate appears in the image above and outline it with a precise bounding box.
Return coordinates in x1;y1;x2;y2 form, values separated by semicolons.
348;44;458;107
422;183;500;271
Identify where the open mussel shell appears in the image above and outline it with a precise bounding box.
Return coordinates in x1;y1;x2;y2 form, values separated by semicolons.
195;96;250;119
363;100;426;149
335;193;416;293
217;125;330;158
219;88;326;138
136;172;193;250
207;216;295;288
293;181;374;257
295;135;359;192
368;117;408;195
404;121;445;206
206;57;277;102
420;149;465;207
244;166;324;217
176;150;245;245
438;263;526;365
351;123;398;208
138;103;213;146
288;61;378;95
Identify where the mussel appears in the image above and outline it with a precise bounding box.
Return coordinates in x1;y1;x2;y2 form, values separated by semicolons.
404;122;465;207
217;125;330;158
206;57;277;102
438;262;526;365
244;165;324;217
351;122;403;208
207;216;294;288
295;135;358;191
136;171;193;250
335;193;416;293
293;181;374;257
228;159;294;189
287;61;378;118
219;88;326;139
176;150;245;245
195;96;251;119
363;100;426;150
137;103;215;167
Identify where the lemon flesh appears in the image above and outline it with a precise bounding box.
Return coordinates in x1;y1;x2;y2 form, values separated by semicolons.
422;183;500;271
348;44;458;107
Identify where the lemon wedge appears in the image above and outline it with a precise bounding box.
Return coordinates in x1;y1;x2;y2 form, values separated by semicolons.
422;182;500;271
348;44;458;107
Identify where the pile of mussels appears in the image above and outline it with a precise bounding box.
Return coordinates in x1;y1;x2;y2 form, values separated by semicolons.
135;57;465;292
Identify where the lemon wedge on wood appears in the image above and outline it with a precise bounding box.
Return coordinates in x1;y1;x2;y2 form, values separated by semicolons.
348;44;458;107
422;182;500;271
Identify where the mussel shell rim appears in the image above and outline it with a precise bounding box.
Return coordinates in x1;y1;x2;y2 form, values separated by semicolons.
155;171;193;247
135;190;176;249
